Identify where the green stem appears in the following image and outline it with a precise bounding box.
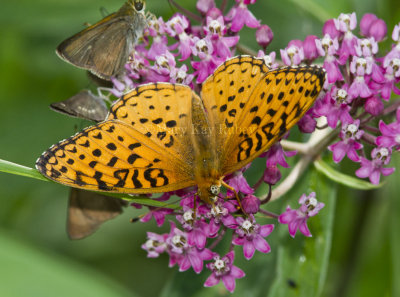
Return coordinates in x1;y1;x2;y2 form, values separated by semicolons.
0;159;48;182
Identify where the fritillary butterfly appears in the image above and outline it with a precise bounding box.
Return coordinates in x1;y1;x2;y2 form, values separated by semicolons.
36;56;325;204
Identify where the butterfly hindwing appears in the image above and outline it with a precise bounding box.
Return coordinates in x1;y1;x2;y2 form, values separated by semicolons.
67;188;127;240
50;90;108;122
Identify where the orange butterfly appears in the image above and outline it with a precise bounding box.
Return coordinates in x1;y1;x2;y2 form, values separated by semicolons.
36;56;325;205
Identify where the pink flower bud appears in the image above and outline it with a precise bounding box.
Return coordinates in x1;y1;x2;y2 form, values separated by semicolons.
256;25;274;49
365;96;384;116
323;19;341;39
368;19;387;42
263;165;281;185
303;35;319;60
206;7;223;20
360;13;378;36
298;113;317;133
242;195;261;214
288;39;303;48
196;0;216;15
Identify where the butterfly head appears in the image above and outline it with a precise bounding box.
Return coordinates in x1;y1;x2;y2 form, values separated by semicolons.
197;182;221;205
128;0;146;13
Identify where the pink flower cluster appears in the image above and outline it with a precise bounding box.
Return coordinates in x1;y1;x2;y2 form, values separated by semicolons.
110;0;267;98
275;12;400;185
105;0;400;293
311;13;399;185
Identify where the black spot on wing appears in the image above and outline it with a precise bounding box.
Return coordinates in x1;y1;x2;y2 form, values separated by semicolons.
165;136;174;148
106;143;117;151
131;169;143;188
107;157;118;167
128;153;141;164
152;118;163;124
114;169;129;187
166;120;177;128
129;143;141;150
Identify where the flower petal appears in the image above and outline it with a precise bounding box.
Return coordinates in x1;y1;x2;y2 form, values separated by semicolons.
222;275;236;293
299;221;312;237
178;256;191;272
188;252;203;273
254;235;271;253
288;219;301;238
232;237;245;245
243;240;255;259
278;208;297;224
204;273;220;287
230;266;245;279
260;224;274;237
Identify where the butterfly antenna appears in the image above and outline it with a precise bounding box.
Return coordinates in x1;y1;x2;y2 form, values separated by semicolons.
99;7;109;18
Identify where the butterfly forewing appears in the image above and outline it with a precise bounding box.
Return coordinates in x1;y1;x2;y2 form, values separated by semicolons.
200;56;270;172
222;65;326;173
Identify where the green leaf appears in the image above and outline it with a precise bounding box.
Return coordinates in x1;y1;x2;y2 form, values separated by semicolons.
0;159;48;181
388;154;400;297
0;229;136;297
313;158;383;190
117;195;181;210
268;165;336;297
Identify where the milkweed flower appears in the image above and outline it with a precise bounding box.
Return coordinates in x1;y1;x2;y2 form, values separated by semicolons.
279;192;324;237
329;120;364;163
232;216;274;259
355;147;395;184
204;251;245;292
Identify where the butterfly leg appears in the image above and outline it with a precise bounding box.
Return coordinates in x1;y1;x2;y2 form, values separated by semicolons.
193;192;198;221
221;181;247;215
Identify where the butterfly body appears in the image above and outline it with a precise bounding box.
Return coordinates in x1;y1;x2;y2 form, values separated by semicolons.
37;56;325;204
56;0;148;80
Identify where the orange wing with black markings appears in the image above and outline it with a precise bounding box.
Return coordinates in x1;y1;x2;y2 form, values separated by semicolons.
200;56;326;175
36;84;198;194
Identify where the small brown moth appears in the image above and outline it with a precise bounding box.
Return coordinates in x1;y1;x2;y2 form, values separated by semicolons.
56;0;148;80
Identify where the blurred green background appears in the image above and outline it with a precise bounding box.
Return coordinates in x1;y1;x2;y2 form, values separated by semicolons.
0;0;399;296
